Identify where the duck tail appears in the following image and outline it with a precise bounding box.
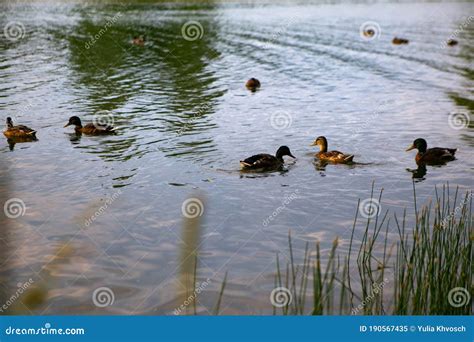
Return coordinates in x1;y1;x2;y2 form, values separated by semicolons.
344;155;354;162
448;148;457;155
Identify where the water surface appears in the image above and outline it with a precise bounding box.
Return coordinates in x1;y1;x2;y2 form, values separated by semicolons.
0;0;473;314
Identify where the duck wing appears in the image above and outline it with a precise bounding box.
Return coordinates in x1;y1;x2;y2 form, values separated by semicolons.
428;147;457;158
83;123;115;134
320;150;354;163
240;154;279;169
419;147;457;164
14;125;36;135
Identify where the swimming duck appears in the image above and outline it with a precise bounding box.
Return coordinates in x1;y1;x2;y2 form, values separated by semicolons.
363;29;375;38
3;117;37;139
311;136;354;164
240;146;295;170
392;37;409;45
245;78;261;91
406;138;456;165
64;116;115;135
132;36;145;46
446;39;458;46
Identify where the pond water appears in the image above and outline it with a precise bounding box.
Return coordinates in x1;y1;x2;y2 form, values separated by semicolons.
0;0;472;314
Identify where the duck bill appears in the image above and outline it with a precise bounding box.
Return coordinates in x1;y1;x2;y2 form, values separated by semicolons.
405;144;415;152
309;142;317;146
288;153;296;159
64;123;70;128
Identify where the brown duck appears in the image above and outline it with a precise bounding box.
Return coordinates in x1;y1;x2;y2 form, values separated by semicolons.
3;117;37;139
392;37;409;45
240;146;295;171
64;116;115;135
406;138;456;165
311;136;354;164
245;78;261;91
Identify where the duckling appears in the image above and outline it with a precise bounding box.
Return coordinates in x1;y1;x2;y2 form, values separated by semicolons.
406;138;456;165
132;36;145;46
245;78;261;91
3;117;37;139
311;136;354;164
64;116;115;135
392;37;409;45
240;145;295;171
447;39;458;46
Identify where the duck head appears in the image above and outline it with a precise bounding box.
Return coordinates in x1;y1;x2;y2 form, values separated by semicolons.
275;145;295;160
64;116;82;128
310;136;328;152
6;117;13;128
406;138;427;153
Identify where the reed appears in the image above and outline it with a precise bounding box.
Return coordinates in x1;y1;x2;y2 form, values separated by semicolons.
274;182;472;315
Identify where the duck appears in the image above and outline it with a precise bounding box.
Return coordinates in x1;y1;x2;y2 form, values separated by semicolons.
3;117;37;139
446;39;458;46
132;36;145;46
64;116;115;135
392;37;409;45
363;29;375;38
240;146;295;171
311;136;354;164
406;138;456;165
245;78;261;91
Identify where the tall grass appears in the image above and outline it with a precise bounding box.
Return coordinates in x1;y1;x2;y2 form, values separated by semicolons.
274;182;472;315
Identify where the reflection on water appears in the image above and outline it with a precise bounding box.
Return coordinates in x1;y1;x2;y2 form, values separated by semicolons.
0;1;473;314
